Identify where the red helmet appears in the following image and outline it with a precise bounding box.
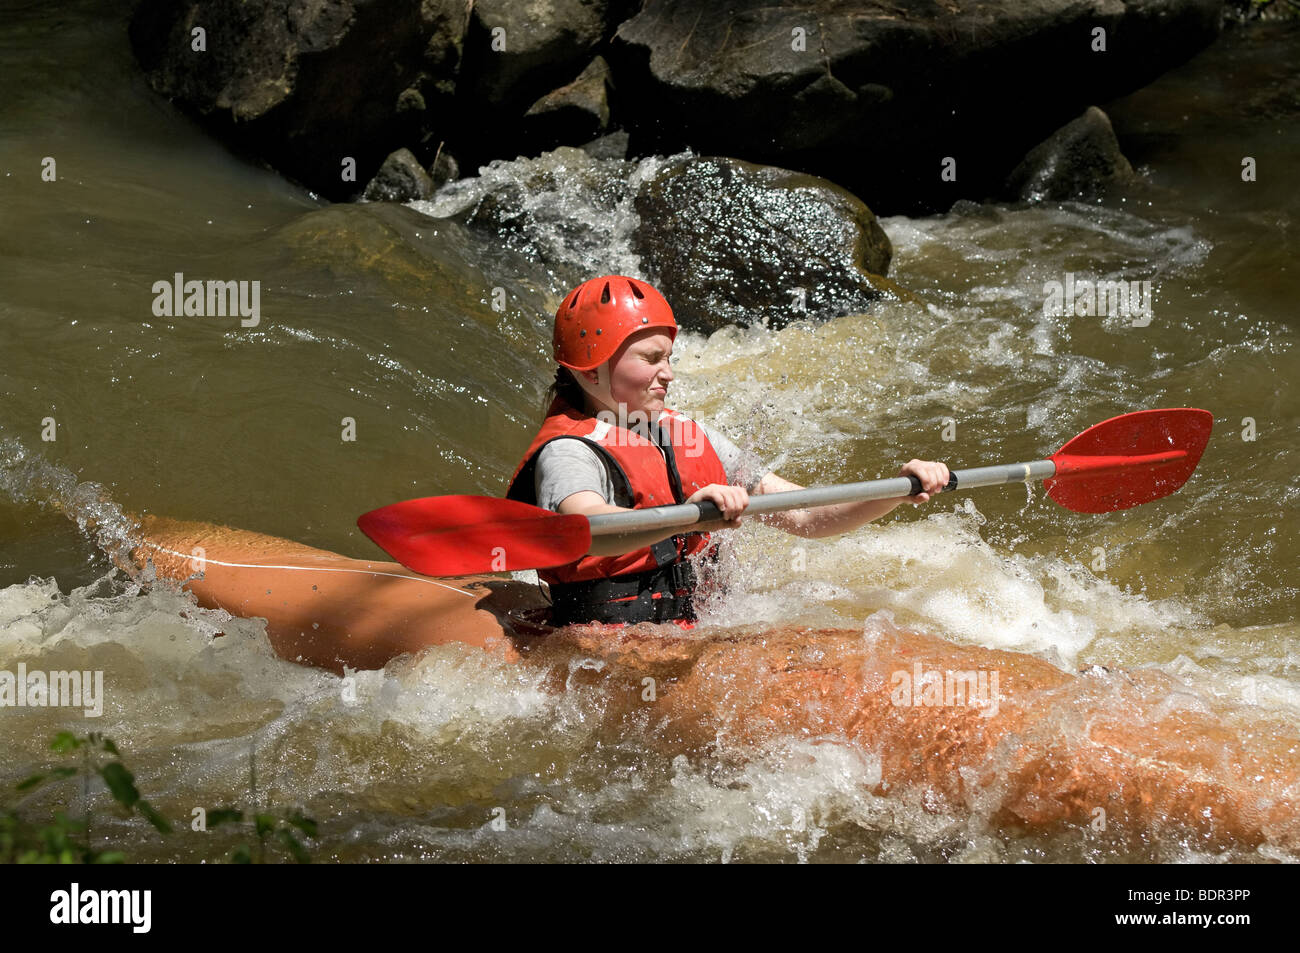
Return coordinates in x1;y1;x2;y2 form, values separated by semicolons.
553;275;677;371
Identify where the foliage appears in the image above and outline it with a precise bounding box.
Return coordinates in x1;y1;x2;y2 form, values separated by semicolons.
204;806;319;864
2;732;319;864
1;732;169;864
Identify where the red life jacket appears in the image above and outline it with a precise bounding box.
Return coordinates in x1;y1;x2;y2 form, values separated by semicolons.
506;398;729;622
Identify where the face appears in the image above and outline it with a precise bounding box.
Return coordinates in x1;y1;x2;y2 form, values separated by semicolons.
581;329;674;419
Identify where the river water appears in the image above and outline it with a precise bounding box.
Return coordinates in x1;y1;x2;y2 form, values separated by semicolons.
1;1;1297;862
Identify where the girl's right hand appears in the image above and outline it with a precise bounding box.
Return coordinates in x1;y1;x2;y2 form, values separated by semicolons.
686;484;749;529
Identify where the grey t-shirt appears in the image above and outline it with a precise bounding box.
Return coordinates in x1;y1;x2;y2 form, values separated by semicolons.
535;419;769;512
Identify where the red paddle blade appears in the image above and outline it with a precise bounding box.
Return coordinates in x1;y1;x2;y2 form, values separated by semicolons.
1045;408;1213;513
357;495;591;576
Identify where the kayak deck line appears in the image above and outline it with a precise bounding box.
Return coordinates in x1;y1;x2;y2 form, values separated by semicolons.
138;540;479;598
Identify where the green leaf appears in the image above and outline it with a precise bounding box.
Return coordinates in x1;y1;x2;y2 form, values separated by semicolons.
278;828;311;864
99;738;121;757
17;766;75;791
206;808;244;828
98;762;139;809
254;813;275;838
230;845;252;864
285;811;318;838
136;801;172;834
92;851;126;864
50;732;80;753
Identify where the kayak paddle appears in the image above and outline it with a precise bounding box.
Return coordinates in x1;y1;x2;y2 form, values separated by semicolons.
357;408;1212;576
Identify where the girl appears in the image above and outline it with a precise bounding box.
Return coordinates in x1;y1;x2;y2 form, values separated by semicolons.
506;275;950;626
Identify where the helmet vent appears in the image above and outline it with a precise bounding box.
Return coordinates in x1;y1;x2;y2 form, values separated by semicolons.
566;289;581;310
628;280;645;299
600;282;611;304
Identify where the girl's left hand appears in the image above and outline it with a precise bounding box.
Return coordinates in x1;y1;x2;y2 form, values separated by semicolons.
896;459;951;504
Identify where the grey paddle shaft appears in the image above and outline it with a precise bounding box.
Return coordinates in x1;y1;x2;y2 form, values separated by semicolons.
585;459;1058;536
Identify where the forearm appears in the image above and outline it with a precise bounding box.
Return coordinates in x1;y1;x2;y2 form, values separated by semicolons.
760;497;905;538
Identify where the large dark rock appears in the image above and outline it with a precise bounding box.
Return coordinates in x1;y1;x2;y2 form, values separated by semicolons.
521;56;613;153
415;147;904;331
129;0;637;196
632;155;894;331
610;0;1222;214
265;202;557;318
580;129;631;160
461;0;610;112
129;0;470;200
453;1;632;167
1006;106;1136;202
362;148;435;203
130;0;1226;214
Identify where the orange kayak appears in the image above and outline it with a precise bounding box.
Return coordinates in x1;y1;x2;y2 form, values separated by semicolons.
131;515;550;672
132;514;1300;851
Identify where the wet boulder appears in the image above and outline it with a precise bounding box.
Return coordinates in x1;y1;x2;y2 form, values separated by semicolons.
454;1;623;166
610;0;1222;214
521;56;614;154
632;156;894;332
362;148;435;203
461;0;611;112
267;201;551;302
1005;107;1137;203
411;148;905;331
580;130;631;161
428;147;460;188
131;0;1226;215
418;146;643;292
129;0;470;200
